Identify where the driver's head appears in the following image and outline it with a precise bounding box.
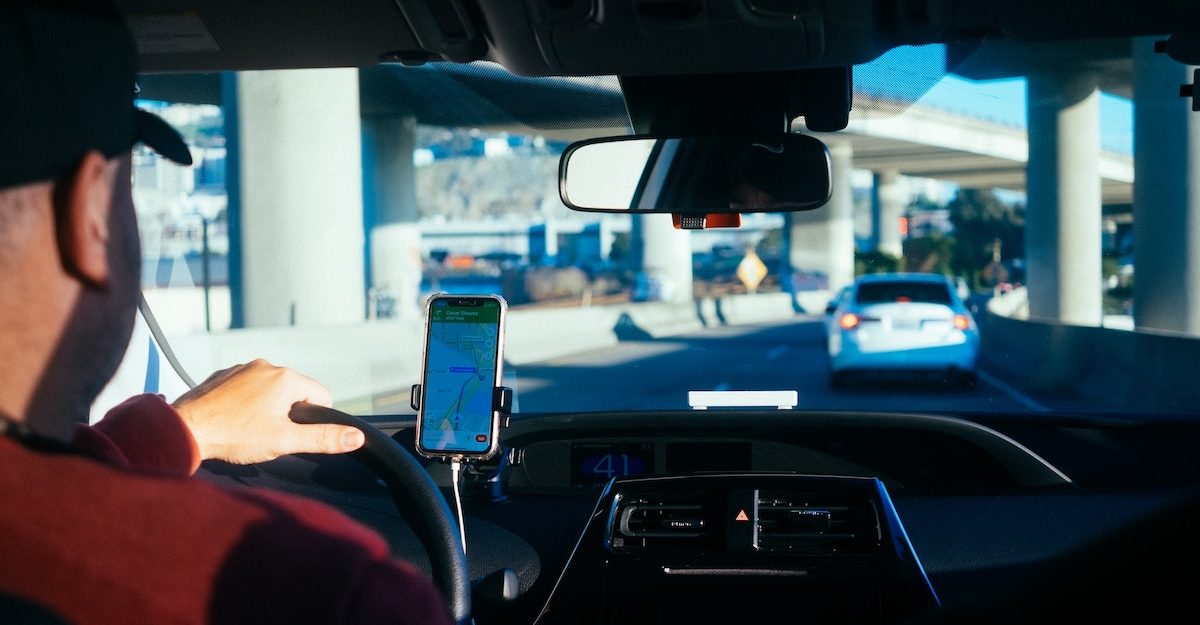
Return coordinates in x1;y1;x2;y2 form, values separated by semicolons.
0;1;192;439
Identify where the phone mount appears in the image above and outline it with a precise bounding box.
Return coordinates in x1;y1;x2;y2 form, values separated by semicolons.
409;384;514;421
410;383;515;554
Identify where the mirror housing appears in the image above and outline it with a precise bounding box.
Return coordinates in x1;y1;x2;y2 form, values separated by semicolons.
559;134;831;214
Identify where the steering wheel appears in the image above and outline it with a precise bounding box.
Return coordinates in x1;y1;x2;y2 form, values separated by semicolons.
290;404;471;625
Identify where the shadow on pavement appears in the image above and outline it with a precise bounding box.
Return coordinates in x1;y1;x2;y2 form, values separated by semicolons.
613;312;654;341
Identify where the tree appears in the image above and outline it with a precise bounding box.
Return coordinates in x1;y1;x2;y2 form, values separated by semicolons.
856;250;903;275
903;232;957;275
946;189;1025;289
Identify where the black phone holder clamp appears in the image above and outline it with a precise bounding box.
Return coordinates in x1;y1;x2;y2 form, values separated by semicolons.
409;384;514;420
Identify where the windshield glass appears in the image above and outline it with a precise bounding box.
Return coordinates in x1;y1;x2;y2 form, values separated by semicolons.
855;282;952;305
114;41;1198;419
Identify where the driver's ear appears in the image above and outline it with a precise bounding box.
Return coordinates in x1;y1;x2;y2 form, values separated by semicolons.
53;150;117;290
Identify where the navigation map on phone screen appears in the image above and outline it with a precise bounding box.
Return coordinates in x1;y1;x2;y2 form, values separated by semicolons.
420;298;502;454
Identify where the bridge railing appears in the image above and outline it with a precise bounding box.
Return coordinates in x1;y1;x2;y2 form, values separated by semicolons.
982;291;1200;414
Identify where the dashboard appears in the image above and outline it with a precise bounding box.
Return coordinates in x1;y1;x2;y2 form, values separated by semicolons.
514;436;992;492
200;409;1200;625
493;410;1072;494
534;473;938;625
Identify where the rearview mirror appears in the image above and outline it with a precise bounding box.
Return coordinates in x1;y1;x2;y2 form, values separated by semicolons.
559;134;831;214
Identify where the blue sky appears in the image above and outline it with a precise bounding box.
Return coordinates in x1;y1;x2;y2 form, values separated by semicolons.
857;44;1133;155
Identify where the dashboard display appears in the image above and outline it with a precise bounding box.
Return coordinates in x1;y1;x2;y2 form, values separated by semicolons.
571;443;654;487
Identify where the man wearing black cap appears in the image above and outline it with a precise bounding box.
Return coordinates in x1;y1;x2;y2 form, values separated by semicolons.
0;2;449;624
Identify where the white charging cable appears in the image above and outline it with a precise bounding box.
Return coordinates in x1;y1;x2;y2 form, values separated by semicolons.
449;458;467;554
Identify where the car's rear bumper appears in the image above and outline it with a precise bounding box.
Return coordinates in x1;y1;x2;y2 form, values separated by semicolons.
829;332;979;373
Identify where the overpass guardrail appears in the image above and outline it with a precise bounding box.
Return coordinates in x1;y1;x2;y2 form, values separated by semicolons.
982;289;1200;414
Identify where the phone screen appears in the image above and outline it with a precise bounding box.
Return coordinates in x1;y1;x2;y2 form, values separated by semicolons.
419;297;503;456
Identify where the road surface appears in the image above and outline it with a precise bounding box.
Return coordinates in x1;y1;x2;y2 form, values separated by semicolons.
502;317;1052;415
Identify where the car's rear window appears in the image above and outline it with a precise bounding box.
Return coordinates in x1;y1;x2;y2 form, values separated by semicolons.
855;282;951;305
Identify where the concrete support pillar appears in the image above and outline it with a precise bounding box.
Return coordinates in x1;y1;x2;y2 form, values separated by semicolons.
1132;39;1200;334
1025;70;1103;326
227;69;365;327
787;141;855;292
529;221;558;264
632;213;693;303
363;114;422;319
871;169;904;257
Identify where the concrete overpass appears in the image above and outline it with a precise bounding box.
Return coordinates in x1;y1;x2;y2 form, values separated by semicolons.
820;93;1134;203
944;37;1199;333
136;38;1195;336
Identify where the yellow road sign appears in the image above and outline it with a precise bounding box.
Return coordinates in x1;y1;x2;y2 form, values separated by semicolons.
737;249;768;293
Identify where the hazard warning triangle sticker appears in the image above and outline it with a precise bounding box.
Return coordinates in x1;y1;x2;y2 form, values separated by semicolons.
734;509;750;522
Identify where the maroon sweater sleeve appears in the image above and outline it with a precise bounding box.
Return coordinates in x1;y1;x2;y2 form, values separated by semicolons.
66;397;453;624
75;394;200;475
210;479;455;625
343;559;456;625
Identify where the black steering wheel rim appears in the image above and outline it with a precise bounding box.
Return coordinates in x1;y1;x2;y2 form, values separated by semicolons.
290;404;471;624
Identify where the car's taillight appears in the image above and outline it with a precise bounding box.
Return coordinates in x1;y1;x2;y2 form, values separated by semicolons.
952;314;970;330
839;313;860;330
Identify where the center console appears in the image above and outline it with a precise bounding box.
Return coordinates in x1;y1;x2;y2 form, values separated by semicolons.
533;474;938;624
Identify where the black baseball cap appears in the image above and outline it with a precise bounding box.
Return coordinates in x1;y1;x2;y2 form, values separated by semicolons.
0;1;193;191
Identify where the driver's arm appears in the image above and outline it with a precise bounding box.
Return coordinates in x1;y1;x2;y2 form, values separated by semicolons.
69;363;455;625
76;359;365;475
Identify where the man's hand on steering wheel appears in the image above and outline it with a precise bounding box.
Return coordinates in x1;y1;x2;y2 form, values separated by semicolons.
172;359;366;464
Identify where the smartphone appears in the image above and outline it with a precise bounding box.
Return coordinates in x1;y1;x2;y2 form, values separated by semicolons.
415;294;506;460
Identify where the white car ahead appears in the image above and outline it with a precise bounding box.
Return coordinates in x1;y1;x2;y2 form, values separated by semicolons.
827;273;979;389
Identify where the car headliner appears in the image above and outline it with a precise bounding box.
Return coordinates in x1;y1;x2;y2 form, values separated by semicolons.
115;0;1195;76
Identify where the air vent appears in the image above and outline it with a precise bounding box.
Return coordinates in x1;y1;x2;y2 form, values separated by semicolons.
610;496;719;552
755;491;882;555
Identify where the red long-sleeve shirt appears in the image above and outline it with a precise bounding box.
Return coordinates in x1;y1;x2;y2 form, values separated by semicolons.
0;394;451;625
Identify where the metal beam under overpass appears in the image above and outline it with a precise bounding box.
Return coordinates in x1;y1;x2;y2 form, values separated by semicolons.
136;64;632;141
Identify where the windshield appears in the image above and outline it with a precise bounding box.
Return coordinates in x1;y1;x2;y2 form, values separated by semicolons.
109;41;1199;420
855;282;953;306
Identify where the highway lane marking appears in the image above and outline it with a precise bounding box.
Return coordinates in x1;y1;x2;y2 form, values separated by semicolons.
977;369;1050;412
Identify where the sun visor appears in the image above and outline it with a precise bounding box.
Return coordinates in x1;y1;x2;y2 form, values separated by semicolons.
502;1;824;76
